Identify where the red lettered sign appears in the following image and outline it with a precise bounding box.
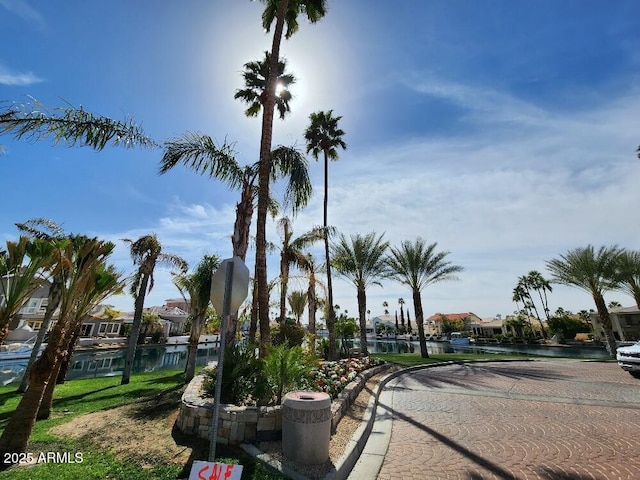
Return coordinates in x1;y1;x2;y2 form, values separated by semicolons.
188;461;243;480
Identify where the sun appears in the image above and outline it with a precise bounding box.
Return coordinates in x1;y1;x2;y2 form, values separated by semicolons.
275;81;286;97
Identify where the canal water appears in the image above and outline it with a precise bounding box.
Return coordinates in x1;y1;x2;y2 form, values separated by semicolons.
0;342;219;387
357;338;610;359
0;338;609;387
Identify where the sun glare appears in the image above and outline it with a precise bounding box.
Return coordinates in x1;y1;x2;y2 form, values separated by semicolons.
275;82;285;97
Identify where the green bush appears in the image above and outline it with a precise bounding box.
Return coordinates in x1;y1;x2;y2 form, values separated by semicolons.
263;345;312;404
317;337;330;359
271;319;306;347
203;345;269;406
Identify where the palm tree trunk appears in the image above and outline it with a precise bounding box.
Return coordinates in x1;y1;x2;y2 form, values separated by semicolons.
255;0;290;357
0;320;66;456
121;273;150;385
0;367;51;458
37;361;62;421
357;287;368;356
593;293;617;358
323;151;337;361
279;256;288;323
0;318;11;348
56;324;82;384
232;183;253;262
523;286;546;338
249;278;258;345
17;278;62;393
40;319;82;419
412;290;429;358
185;312;204;383
307;273;316;335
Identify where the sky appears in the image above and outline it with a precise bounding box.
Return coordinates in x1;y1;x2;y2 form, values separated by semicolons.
1;0;640;322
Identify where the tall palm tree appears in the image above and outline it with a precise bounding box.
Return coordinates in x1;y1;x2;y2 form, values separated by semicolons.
304;110;346;360
0;236;59;346
121;234;187;385
387;238;464;358
276;217;326;323
14;219;69;393
614;249;640;309
173;254;220;382
332;232;389;356
511;284;535;334
254;0;327;357
234;51;296;120
525;270;551;338
546;245;622;357
287;290;307;324
398;297;406;330
160;135;312;346
0;237;121;456
298;253;324;335
38;263;124;420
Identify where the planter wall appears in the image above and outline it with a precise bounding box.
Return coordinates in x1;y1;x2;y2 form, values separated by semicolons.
176;363;390;445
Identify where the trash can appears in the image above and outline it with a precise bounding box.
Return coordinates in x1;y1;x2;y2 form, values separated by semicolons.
282;391;331;465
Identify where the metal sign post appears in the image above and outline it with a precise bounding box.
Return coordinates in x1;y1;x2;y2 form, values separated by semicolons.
208;256;249;462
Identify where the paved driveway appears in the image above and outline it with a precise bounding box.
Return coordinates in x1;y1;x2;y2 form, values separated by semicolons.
362;360;640;480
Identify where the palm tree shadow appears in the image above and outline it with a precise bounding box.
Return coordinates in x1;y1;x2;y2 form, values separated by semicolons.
378;400;519;479
394;361;571;392
126;384;184;421
53;384;118;404
537;468;603;480
171;423;209;479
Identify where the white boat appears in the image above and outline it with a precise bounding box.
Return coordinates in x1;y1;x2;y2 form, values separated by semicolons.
449;332;471;346
0;338;38;360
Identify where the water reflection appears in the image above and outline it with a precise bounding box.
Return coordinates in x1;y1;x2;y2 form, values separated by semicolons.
359;339;609;358
0;342;220;386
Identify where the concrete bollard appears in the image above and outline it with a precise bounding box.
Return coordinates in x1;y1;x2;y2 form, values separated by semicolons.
281;391;331;465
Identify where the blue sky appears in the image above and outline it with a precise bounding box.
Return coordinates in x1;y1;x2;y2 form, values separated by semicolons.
1;0;640;321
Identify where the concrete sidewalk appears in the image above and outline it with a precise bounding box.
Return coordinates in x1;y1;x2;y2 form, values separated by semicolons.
349;360;640;480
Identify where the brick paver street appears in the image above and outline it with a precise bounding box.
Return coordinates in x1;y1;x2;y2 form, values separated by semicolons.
375;360;640;480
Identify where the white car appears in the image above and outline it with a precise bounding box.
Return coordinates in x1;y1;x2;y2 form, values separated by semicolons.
616;341;640;377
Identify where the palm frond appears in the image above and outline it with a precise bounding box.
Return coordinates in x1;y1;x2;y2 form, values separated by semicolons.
270;145;312;212
160;132;241;184
15;217;66;240
0;98;157;150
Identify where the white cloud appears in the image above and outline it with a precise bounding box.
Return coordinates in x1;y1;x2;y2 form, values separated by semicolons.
0;64;44;86
0;0;44;26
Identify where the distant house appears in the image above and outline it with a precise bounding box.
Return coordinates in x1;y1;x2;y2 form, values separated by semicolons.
165;298;190;314
81;304;128;338
426;312;482;335
369;314;396;335
6;280;59;332
590;306;640;342
470;317;506;337
145;305;189;336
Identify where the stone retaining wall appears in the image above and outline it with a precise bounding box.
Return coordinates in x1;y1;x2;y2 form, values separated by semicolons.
176;363;391;445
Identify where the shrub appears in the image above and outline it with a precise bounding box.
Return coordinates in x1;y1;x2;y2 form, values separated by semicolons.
316;337;330;359
271;319;306;347
263;345;312;404
203;345;270;406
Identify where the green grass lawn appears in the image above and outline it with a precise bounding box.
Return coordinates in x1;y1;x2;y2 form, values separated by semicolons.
0;369;282;480
370;351;536;367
